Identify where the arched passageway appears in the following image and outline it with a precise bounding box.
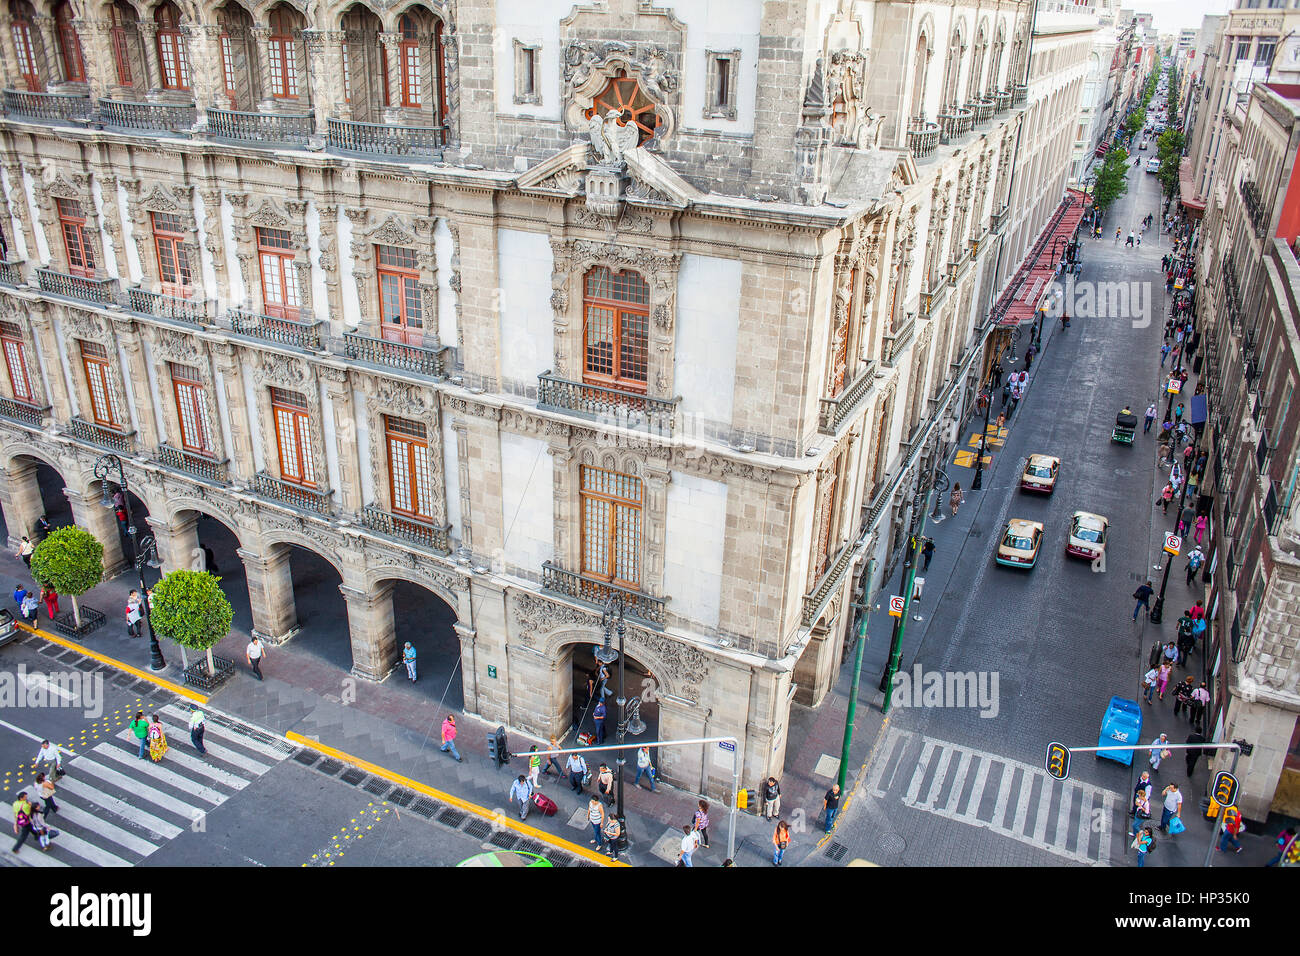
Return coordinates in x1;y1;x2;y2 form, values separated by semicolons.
568;642;662;747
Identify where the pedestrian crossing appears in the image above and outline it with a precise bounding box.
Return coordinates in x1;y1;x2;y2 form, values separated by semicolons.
866;726;1125;865
4;704;295;867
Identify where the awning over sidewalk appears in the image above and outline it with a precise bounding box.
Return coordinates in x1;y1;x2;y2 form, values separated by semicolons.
1179;158;1205;218
995;189;1087;328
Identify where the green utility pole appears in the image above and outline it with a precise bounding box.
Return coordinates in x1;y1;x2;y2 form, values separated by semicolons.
879;489;933;713
837;558;876;795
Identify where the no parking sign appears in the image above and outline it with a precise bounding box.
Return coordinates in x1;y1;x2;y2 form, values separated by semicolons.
1164;532;1182;556
888;595;905;618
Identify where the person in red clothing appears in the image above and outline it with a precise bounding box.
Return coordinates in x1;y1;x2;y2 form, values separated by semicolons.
40;586;58;620
1189;600;1205;621
1218;807;1244;853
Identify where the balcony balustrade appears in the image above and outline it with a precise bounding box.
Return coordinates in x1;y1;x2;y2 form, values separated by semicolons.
206;108;313;145
229;308;322;350
99;99;195;133
68;417;135;453
342;331;446;379
536;372;679;435
327;118;444;157
3;89;93;122
541;561;665;628
0;397;46;427
907;119;941;160
125;288;211;325
359;505;451;554
254;471;332;515
157;444;227;482
36;269;119;306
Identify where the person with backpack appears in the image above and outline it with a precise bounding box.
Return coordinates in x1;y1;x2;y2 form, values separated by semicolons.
1185;547;1205;587
11;792;37;854
1133;825;1155;866
772;819;791;866
1133;581;1155;620
1266;828;1296;866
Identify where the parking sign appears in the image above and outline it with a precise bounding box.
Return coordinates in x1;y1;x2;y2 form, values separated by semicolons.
888;595;905;618
1164;533;1181;556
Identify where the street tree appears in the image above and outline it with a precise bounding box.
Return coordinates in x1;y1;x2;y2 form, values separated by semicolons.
1093;147;1131;214
29;526;104;628
149;569;233;677
1157;129;1186;199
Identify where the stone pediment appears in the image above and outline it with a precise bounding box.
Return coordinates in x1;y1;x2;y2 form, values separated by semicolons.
516;143;590;196
515;143;700;211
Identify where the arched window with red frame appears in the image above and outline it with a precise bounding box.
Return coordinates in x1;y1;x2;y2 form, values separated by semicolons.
109;2;135;86
398;14;421;107
154;2;190;91
267;6;299;99
376;244;423;345
54;2;84;82
582;266;649;395
152;212;192;298
9;1;40;92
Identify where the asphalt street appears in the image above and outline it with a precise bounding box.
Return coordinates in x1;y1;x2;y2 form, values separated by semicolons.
830;156;1207;866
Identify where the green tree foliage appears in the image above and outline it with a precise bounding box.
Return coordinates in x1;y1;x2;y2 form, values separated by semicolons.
1156;129;1185;199
1093;147;1131;214
150;569;234;676
29;526;104;627
1127;108;1146;137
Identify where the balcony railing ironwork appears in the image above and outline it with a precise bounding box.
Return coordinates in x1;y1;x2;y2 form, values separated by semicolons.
818;360;878;436
327;118;444;157
1239;178;1269;237
157;443;227;482
0;260;23;287
970;98;996;126
802;542;856;627
1011;84;1028;108
125;287;211;325
206;108;313;145
991;204;1010;234
938;107;975;143
343;331;446;379
229;308;322;350
536;371;679;435
541;561;665;628
906;119;941;160
995;90;1012;113
68;417;135;453
0;396;46;427
99;98;195;133
882;314;918;366
254;471;332;515
3;89;93;122
359;505;451;554
36;269;119;305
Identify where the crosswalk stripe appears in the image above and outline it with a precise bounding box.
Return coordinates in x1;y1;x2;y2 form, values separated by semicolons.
943;751;974;815
1050;782;1071;848
1097;791;1115;863
990;762;1015;829
920;747;953;810
40;827;132;867
112;726;259;787
1075;788;1094;858
903;740;936;805
49;803;159;857
960;756;993;822
91;744;227;804
159;706;289;760
53;777;183;840
2;843;68;866
73;757;210;820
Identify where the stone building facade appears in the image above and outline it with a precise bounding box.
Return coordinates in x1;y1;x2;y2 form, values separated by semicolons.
0;0;1091;797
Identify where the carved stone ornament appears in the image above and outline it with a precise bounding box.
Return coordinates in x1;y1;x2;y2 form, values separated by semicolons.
249;199;292;230
367;215;418;247
60;307;110;344
251;353;310;388
150;327;203;365
562;39;680;148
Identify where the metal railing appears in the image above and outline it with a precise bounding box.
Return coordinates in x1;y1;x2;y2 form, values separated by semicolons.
970;98;995;126
995;90;1012;113
254;471;332;515
36;269;119;305
206;108;313;145
99;98;195;133
537;371;680;435
991;204;1010;234
1239;178;1269;238
327;118;445;157
229;308;322;350
68;417;135;453
921;279;949;316
802;541;856;627
0;396;46;426
359;505;451;554
1012;84;1028;108
906;119;941;160
0;260;23;286
125;287;211;325
3;89;93;122
938;107;974;142
157;443;227;483
883;314;918;366
541;561;665;628
343;331;446;379
818;360;878;436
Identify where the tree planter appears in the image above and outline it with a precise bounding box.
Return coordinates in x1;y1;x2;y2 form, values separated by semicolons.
182;655;235;690
51;606;106;637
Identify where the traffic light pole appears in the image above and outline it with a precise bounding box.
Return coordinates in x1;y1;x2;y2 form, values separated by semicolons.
837;559;876;795
1204;746;1241;870
879;489;933;712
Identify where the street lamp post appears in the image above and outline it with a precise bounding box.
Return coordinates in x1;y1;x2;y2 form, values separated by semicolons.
1150;440;1198;624
92;453;166;671
595;595;643;855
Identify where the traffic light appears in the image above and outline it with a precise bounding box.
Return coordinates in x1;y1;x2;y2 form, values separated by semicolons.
1212;771;1239;810
736;788;756;811
1045;741;1070;780
1284;834;1300;866
487;726;509;769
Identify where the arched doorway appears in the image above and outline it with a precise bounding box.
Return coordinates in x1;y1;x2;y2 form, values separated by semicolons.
162;506;252;636
273;541;349;669
386;577;461;706
567;642;661;747
0;454;73;544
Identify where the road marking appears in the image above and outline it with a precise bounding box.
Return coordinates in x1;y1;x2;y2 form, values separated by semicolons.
1;843;68;866
942;751;974;815
54;777;183;840
159;706;289;761
49;802;159;856
39;826;131;867
903;739;937;805
91;743;227;804
0;716;78;753
113;725;263;786
20;671;78;703
74;756;216;819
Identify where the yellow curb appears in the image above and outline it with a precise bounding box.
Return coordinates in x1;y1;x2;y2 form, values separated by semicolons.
15;621;207;704
286;732;628;867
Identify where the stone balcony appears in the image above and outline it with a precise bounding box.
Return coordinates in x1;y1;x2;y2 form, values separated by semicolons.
818;360;878;437
995;90;1012;113
342;331;448;380
36;269;119;306
3;89;93;123
907;119;941;161
124;287;212;326
0;260;24;287
157;443;228;483
358;505;451;555
991;204;1010;234
882;314;918;367
228;308;323;350
253;471;332;515
206;108;313;147
99;99;195;134
920;273;950;315
802;541;856;627
541;560;665;629
1012;84;1028;109
970;98;996;127
536;371;679;436
0;396;47;427
938;107;975;143
326;118;444;158
67;417;135;454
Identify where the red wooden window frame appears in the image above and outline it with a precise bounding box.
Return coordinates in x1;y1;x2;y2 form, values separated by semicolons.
257;227;300;319
376;245;422;344
155;3;191;91
812;469;838;577
54;2;85;82
0;320;33;404
398;14;421;107
11;18;40;92
582;267;649;394
829;265;856;395
579;465;642;588
267;9;298;99
270;387;314;486
80;340;123;429
218;31;236;107
152;211;192;297
56;198;96;278
434;19;448;124
385;416;434;521
109;4;133;85
170;362;212;454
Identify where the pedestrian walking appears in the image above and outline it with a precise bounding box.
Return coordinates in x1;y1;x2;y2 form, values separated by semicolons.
543;735;564;778
527;745;542;791
1184;728;1206;777
1217;806;1244;853
126;590;142;638
1130;788;1152;836
1149;733;1170;772
1001;379;1011;409
1174;402;1184;424
588;797;607;847
921;539;935;572
677;823;700;866
822;783;841;832
1159;783;1182;832
772;819;791;866
147;714;168;763
762;776;781;820
130;711;149;759
1144;403;1156;433
593;698;607;745
32;772;57;817
602;812;622;861
1190;682;1210;727
1024;343;1036;370
1116;228;1122;241
1194;514;1207;545
11;792;38;854
949;483;964;518
1176;619;1196;667
694;799;712;849
20;591;38;624
1157;484;1174;515
402;642;417;682
40;586;58;620
17;535;33;567
246;636;266;680
189;706;207;756
508;774;533;820
566;751;587;793
1172;675;1195;719
1185;547;1204;586
634;745;657;791
1141;666;1158;704
1133;826;1155;866
1133;580;1154;621
1126;232;1135;247
35;514;50;538
1156;661;1172;700
439;714;462;761
33;739;63;779
596;762;615;806
1160;343;1171;366
12;583;27;609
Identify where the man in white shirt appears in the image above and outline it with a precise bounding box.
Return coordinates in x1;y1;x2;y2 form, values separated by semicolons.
1160;784;1182;833
33;739;62;778
508;774;533;820
246;637;266;681
126;591;142;639
679;824;701;867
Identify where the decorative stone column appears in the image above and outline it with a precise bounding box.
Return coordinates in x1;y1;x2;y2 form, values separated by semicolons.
251;26;277;113
320;367;361;515
239;546;298;643
315;202;343;327
25;301;69;418
198;185;229;292
146;511;200;573
302;29;343;136
185;23;219;113
137;22;162;96
66;487;128;577
2;157;39;262
454;620;479;715
340;581;396;680
379;32;403;123
0;459;47;550
210;343;253;483
75;18;114;102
